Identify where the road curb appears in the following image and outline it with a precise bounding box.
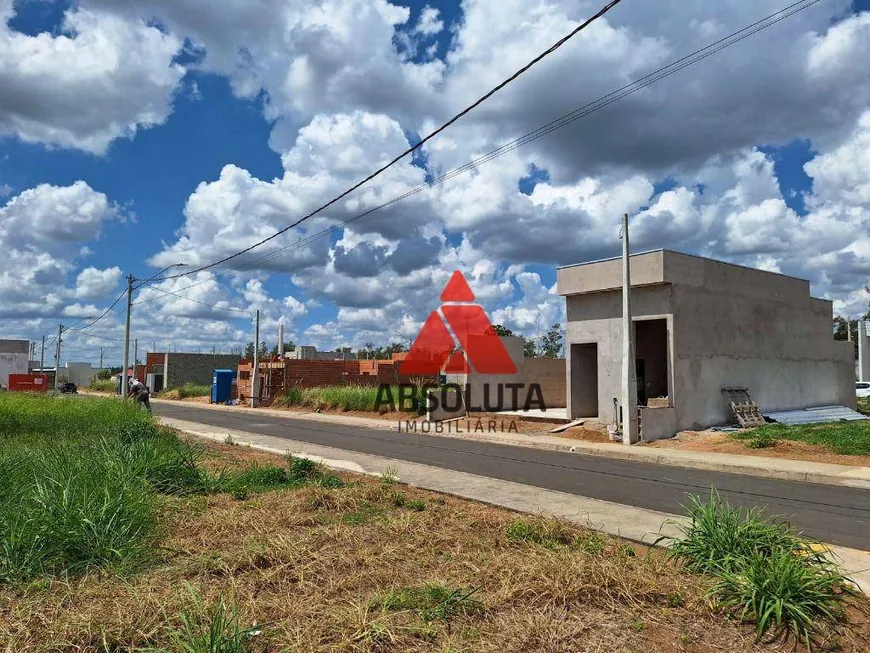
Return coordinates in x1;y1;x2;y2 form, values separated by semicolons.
149;398;870;489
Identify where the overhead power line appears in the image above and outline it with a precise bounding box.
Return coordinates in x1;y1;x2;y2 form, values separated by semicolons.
133;285;251;314
157;0;625;281
62;326;126;342
145;0;825;308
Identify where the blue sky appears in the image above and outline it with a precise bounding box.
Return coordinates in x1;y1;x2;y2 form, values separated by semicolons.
1;0;869;364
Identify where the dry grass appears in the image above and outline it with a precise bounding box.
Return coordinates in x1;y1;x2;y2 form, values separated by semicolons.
1;440;867;653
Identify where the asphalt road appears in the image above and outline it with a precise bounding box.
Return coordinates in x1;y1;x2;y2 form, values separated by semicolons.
155;402;870;549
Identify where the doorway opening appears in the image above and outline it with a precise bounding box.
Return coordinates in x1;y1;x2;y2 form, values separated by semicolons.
634;319;669;406
570;342;598;418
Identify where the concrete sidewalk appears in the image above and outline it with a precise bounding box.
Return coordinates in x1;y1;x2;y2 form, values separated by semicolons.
160;415;870;595
152;398;870;489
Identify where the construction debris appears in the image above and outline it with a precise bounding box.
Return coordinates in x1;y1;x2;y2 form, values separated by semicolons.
721;387;766;428
549;418;585;433
763;405;868;426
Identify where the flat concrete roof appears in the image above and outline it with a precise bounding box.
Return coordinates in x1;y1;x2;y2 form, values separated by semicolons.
558;249;810;284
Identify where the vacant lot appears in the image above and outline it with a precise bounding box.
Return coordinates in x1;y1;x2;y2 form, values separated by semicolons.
1;394;867;652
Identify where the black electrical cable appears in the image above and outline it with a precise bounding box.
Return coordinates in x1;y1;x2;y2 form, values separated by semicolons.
156;0;625;281
141;0;825;305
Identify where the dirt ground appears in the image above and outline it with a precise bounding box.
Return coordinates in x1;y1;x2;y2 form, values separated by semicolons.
645;429;870;467
3;438;867;652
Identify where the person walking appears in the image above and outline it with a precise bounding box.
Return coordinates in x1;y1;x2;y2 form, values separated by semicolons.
128;377;152;413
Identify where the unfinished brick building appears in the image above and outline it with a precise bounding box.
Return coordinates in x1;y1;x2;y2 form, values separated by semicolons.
237;353;428;403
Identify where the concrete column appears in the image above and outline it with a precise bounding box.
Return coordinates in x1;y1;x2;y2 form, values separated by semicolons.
859;320;870;382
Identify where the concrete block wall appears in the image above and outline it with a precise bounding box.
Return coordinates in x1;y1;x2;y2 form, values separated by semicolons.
165;353;242;388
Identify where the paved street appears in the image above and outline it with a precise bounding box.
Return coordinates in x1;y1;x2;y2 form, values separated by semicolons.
155;402;870;550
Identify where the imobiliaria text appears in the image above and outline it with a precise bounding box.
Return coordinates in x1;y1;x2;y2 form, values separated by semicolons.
376;271;548;431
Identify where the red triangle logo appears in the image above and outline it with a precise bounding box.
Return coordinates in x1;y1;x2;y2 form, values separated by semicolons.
440;271;475;302
443;350;470;373
400;311;455;375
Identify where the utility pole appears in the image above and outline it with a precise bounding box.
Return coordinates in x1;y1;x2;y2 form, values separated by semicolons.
30;342;35;361
133;339;138;382
40;335;45;373
252;310;260;408
99;347;103;372
620;213;639;445
122;273;134;397
55;323;63;390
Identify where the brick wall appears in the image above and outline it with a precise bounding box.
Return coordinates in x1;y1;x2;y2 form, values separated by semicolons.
165;353;242;388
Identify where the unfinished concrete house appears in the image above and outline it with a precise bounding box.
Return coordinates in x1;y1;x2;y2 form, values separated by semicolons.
557;250;855;440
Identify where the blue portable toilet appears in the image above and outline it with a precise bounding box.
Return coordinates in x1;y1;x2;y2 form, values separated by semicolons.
212;369;235;404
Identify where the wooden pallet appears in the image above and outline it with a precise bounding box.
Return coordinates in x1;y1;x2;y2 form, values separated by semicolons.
721;387;766;427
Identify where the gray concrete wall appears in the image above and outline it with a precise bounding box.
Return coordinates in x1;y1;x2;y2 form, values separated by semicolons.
558;250;665;294
0;339;29;389
524;357;566;409
564;285;674;422
165;353;242;388
639;406;677;441
670;281;855;429
64;362;98;387
465;336;526;411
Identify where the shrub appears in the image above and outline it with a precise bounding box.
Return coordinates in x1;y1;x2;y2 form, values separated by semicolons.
89;378;118;393
713;548;849;646
661;490;853;645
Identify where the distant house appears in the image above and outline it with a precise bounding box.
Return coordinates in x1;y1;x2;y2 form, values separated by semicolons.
0;339;29;389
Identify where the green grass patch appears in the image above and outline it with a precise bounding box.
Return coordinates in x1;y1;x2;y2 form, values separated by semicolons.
0;394;344;583
660;491;854;645
857;397;869;414
276;384;424;413
732;420;870;456
161;383;211;400
744;431;779;449
341;503;385;526
372;583;482;623
276;384;383;412
505;518;606;553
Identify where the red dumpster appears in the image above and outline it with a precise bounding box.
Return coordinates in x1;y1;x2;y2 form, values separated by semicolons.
8;374;49;392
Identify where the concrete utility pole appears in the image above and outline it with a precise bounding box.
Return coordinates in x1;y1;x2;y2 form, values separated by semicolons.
252;309;260;408
859;320;870;382
99;347;103;372
620;213;639;444
55;324;63;390
133;339;138;382
40;335;45;373
122;273;134;397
